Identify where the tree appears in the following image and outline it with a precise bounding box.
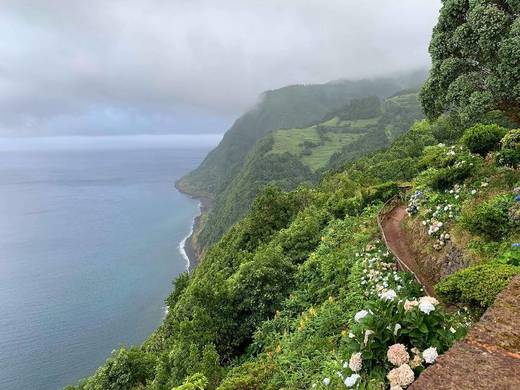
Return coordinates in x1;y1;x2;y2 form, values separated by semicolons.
420;1;520;125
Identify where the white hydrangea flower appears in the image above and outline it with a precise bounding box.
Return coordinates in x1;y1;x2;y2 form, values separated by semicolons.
322;377;330;386
343;374;360;388
419;300;435;314
422;347;438;364
380;289;397;301
354;310;369;322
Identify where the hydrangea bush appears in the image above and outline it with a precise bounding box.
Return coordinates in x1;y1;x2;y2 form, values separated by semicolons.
315;243;468;389
406;183;485;251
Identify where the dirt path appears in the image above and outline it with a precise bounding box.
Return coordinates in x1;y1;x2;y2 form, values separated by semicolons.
380;205;436;296
379;204;520;388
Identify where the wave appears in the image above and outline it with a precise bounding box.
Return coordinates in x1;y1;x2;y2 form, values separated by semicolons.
178;201;201;271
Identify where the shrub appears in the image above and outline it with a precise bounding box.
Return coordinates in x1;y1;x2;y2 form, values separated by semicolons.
417;144;479;190
462;195;515;240
496;129;520;168
461;124;508;156
421;165;473;190
361;181;400;205
436;262;520;310
172;373;208;390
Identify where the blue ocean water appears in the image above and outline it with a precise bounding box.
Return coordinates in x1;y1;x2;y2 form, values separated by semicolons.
0;135;219;390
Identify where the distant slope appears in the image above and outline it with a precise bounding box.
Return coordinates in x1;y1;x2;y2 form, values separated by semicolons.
177;77;420;198
195;92;424;249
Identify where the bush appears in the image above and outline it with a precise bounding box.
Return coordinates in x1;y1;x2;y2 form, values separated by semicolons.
496;129;520;168
462;195;515;240
461;124;508;156
436;262;520;310
417;144;479;190
421;165;473;190
361;181;400;205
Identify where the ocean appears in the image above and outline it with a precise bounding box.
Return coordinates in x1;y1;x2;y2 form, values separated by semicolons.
0;135;219;390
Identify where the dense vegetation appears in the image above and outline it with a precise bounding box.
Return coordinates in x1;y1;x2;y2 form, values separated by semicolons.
178;77;419;198
70;2;519;389
69;109;519;389
193;91;425;250
420;0;520;125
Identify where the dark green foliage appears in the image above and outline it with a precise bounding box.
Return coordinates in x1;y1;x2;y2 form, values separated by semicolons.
73;348;156;390
420;0;520;125
436;262;520;310
462;194;515;240
328;92;425;168
360;181;400;205
197;90;424;250
461;124;508;155
326;96;382;121
237;185;306;252
179;78;408;198
197;137;314;249
417;144;479;190
166;272;190;308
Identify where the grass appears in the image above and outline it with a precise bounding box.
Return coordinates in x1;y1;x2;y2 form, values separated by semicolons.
271;126;363;171
387;93;418;106
342;117;380;128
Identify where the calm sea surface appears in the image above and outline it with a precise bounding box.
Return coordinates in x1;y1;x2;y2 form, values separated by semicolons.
0;135;219;390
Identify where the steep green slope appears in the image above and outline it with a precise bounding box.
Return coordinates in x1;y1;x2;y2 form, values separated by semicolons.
69;114;519;390
177;76;424;199
196;93;424;249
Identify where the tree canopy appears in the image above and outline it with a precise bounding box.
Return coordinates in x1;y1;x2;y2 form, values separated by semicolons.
420;0;520;125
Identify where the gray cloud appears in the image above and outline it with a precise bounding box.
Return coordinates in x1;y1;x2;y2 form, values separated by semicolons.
0;0;441;136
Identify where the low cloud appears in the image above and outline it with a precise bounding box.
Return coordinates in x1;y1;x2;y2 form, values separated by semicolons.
0;0;440;136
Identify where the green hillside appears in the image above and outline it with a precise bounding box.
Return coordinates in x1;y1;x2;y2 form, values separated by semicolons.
69;115;519;390
195;93;424;250
177;77;413;198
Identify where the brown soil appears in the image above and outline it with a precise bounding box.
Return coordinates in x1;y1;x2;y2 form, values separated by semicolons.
380;205;436;296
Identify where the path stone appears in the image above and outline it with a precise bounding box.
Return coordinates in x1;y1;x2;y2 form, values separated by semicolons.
409;276;520;390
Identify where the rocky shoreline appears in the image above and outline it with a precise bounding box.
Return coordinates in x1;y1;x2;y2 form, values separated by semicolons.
175;181;212;271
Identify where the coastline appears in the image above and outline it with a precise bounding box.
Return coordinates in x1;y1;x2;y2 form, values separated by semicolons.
175;182;212;271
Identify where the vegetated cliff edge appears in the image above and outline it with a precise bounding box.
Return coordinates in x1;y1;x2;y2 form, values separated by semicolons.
177;75;426;262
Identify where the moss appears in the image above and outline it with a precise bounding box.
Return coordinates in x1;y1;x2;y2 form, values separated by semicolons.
436;262;520;311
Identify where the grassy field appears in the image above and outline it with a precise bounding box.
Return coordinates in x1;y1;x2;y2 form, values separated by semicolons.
271;126;363;171
269;93;419;171
387;93;417;106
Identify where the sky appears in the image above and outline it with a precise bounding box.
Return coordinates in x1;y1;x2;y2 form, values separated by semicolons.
0;0;441;136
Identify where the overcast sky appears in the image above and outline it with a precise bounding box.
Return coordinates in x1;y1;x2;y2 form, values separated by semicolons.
0;0;441;136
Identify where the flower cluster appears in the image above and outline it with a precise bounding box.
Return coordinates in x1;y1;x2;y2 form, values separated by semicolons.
318;239;467;389
406;191;423;216
415;184;482;251
322;243;467;388
358;243;411;299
